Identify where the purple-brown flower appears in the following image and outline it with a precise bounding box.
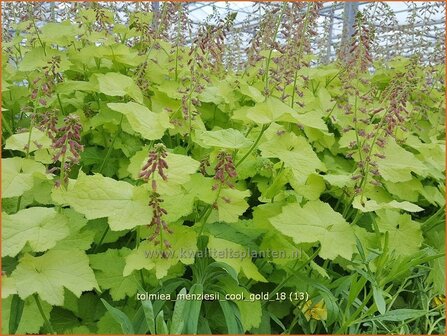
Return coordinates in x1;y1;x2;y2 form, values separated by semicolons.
213;151;237;189
147;192;172;249
52;114;84;165
139;143;169;192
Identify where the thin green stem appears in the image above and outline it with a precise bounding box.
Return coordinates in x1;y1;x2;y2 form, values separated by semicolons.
99;115;124;173
57;129;71;203
25;126;33;159
350;210;362;226
271;162;285;202
235;124;268;168
93;226;109;253
325;69;344;87
15;197;22;213
140;270;146;289
244;124;254;137
174;4;182;81
33;294;55;334
334;189;346;212
337;290;374;333
56;94;65;115
198;184;223;236
136;226;141;248
30;11;46;55
16;120;36;213
325;102;338;121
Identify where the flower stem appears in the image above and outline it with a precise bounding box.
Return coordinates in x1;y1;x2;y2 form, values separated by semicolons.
264;3;287;93
174;4;182;81
290;4;312;108
17;120;35;213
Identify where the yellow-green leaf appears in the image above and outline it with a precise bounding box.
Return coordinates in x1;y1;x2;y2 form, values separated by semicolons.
3;207;69;257
108;102;171;140
270;201;355;260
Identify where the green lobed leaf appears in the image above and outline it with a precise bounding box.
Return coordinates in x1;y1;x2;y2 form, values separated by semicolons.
94;72;143;103
89;248;139;301
269;200;356;260
124;226;198;279
11;249;98;306
2;157;48;198
213;188;251;223
52;172;152;231
375;210;423;256
3;207;69;257
259;126;326;185
108;102;171;140
194;128;253;149
353;197;423;213
377;139;427;182
244;97;298;124
5;128;52;153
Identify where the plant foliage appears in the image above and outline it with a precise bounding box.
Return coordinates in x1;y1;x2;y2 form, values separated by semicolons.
1;4;445;335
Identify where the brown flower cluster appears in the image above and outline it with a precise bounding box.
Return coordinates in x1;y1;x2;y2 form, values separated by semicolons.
273;3;322;104
36;110;58;141
189;12;237;74
140;143;172;249
52;114;83;164
139;143;169;191
174;12;236;126
345;13;373;72
36;113;84;187
341;15;420;196
30;56;63;107
382;57;418;136
148;192;172;249
246;4;281;69
213;151;237;190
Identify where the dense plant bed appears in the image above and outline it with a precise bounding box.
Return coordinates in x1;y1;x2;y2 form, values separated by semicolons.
1;6;445;335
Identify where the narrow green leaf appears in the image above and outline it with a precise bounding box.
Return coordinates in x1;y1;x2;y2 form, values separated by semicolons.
365;309;428;322
206;262;239;284
100;299;134;334
155;310;169;334
131;306;148;334
373;286;386;315
218;300;244;334
170;288;187;334
141;299;156;335
183;283;203;334
9;295;25;334
268;311;286;332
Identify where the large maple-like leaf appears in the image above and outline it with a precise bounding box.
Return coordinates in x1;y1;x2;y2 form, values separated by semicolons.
11;249;98;305
269;200;356;260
